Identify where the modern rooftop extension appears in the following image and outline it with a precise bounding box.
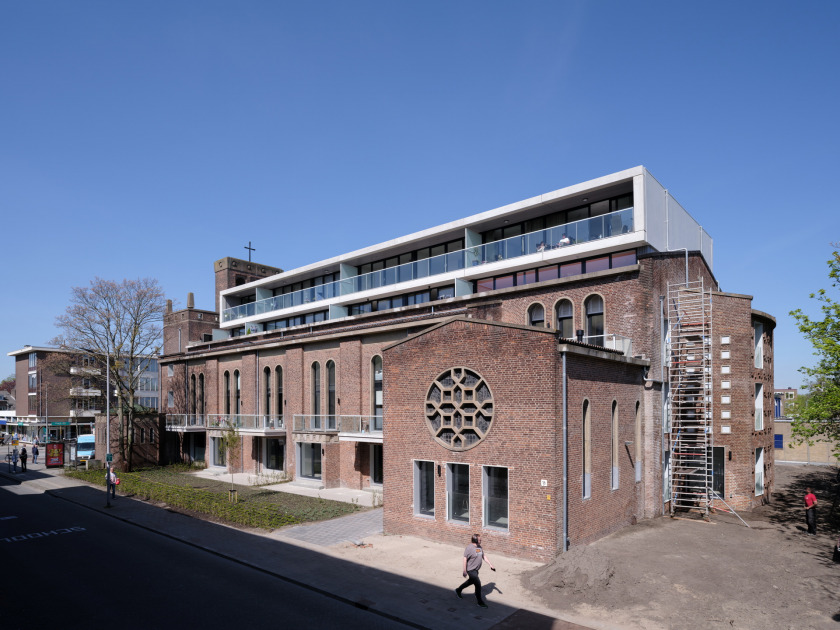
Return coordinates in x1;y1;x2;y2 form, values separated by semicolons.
219;166;712;333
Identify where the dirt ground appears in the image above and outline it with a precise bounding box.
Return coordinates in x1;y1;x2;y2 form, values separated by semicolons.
331;463;840;630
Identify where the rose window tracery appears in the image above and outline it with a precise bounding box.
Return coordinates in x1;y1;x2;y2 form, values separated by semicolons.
425;367;494;451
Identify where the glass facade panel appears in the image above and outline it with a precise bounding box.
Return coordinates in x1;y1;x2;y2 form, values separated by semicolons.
560;262;582;277
611;250;637;268
300;443;321;479
586;256;610;273
495;275;514;290
538;265;558;281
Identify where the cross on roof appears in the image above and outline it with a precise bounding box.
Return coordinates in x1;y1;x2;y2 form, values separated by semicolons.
244;241;256;262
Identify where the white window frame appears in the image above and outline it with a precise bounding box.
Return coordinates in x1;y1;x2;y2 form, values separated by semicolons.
446;463;470;524
755;383;764;430
482;465;509;531
611;401;619;490
754;322;764;369
755;447;764;496
413;460;435;518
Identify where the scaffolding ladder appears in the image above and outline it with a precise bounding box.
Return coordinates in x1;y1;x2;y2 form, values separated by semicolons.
667;279;714;517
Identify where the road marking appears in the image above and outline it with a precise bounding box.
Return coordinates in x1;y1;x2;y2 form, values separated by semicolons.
1;527;87;542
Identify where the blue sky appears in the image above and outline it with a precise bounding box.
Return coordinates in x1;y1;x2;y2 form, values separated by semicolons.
1;1;837;390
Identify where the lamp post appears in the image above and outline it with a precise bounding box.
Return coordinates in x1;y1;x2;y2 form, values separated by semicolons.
105;332;113;508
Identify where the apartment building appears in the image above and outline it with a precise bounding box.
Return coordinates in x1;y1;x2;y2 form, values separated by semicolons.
160;166;774;559
7;345;160;441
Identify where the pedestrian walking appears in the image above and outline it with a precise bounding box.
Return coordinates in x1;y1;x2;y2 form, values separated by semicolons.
106;467;117;499
455;533;496;608
32;444;39;464
19;447;28;472
804;487;818;535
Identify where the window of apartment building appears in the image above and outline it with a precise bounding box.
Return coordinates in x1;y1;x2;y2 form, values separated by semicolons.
224;371;231;415
312;362;321;420
635;401;642;482
611;401;619;490
755;447;764;496
28;396;37;414
483;466;509;530
712;446;725;497
167;391;174;408
167;365;174;377
28;373;37;390
555;299;573;338
755;383;764;430
234;370;241;414
663;450;671;502
190;375;196;414
372;356;383;431
299;443;321;479
585;295;604;346
447;463;470;523
583;399;592;499
528;303;545;327
139;428;145;443
213;437;226;466
414;460;435;517
267;439;284;471
275;367;283;416
371;444;383;485
327;360;336;418
198;374;204;415
29;352;37;369
754;322;764;369
263;367;271;416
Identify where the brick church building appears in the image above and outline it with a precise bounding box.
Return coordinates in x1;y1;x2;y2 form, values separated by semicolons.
160;166;774;560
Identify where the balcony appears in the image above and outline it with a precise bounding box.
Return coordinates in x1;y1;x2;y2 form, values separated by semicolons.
70;409;99;418
293;414;338;433
222;207;634;323
165;414;206;431
69;387;101;397
70;366;101;376
205;414;285;435
337;415;383;443
564;333;633;356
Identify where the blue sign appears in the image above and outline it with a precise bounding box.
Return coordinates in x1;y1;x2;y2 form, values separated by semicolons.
774;434;783;449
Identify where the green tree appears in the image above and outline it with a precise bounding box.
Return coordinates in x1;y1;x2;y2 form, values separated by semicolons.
789;247;840;459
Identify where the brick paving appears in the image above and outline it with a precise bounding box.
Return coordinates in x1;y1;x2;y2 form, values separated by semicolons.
277;507;383;546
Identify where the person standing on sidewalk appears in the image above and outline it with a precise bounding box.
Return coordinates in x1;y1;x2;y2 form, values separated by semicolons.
19;447;28;472
455;533;496;608
804;487;818;535
32;444;39;465
12;447;19;473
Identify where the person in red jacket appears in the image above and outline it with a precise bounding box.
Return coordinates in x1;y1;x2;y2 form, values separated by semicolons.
804;487;818;535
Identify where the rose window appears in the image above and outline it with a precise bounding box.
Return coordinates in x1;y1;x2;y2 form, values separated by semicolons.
425;367;494;451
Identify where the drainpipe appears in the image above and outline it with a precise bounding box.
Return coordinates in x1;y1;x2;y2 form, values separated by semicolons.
562;350;569;552
660;295;667;508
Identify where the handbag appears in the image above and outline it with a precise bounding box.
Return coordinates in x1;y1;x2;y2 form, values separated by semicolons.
115;477;120;485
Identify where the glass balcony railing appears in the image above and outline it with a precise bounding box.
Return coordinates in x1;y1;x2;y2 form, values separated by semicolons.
165;414;206;429
203;414;285;431
222;207;634;322
337;414;383;435
293;414;338;432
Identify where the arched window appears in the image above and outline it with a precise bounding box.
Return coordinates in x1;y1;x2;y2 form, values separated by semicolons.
234;370;241;415
611;401;619;489
275;366;283;416
635;401;641;483
555;299;573;339
224;371;231;415
198;374;205;416
583;399;591;499
311;362;321;421
327;360;336;419
189;374;196;415
585;295;604;346
528;303;545;327
263;366;272;416
372;356;383;431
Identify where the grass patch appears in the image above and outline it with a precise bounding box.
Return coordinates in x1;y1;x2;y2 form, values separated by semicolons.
66;466;359;529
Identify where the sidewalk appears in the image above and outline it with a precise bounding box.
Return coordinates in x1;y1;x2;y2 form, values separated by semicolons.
0;465;605;630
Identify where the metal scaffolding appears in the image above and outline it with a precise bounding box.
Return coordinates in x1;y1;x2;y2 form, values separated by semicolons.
667;279;714;517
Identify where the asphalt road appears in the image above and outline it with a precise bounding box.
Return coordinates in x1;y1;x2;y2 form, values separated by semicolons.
0;477;408;630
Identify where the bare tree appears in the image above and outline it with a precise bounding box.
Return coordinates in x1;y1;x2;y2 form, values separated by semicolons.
53;277;167;471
